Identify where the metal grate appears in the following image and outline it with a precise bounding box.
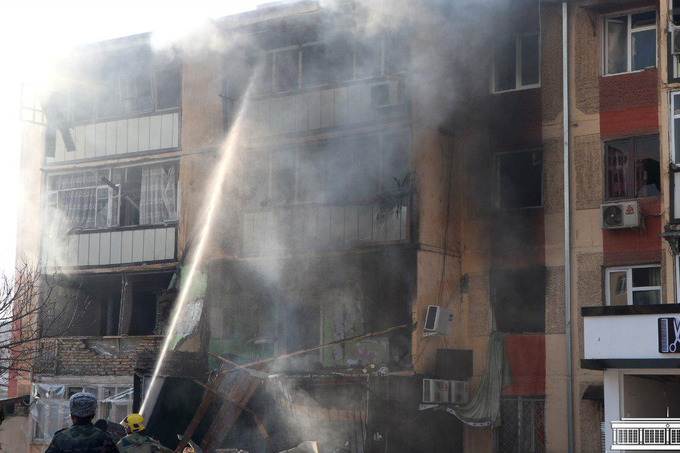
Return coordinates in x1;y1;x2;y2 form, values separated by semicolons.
495;398;546;453
643;428;666;445
670;428;680;444
616;428;639;445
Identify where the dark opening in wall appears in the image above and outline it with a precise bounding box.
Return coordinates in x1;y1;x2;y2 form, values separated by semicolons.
496;150;543;209
490;266;545;333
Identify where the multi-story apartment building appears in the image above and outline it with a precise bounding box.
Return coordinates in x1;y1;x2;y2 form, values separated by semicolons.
13;0;680;452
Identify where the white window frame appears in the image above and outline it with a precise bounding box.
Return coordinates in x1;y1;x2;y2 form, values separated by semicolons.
605;264;662;306
491;32;541;94
671;91;680;163
603;9;657;76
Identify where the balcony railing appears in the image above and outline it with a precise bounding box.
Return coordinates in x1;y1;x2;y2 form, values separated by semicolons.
46;110;180;163
42;224;177;268
242;194;411;254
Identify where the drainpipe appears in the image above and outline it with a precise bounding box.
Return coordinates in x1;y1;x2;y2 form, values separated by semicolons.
562;3;574;453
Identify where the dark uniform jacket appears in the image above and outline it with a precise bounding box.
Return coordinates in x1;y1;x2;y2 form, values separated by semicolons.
46;423;118;453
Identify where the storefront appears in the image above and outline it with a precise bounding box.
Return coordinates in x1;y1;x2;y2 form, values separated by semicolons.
582;305;680;452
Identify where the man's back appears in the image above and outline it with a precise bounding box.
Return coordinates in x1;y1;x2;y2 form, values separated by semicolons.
46;423;117;453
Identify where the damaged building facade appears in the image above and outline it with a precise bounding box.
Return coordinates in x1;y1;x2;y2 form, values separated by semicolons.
11;0;680;452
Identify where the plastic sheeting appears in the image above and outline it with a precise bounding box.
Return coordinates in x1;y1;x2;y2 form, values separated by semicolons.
447;331;512;427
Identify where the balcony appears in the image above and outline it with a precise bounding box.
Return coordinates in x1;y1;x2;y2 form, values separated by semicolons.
241;78;408;139
582;304;680;369
46;110;180;164
242;195;411;255
42;224;177;268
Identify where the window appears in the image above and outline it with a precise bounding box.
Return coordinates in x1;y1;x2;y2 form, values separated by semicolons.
492;33;540;93
495;397;545;453
251;32;410;95
496;150;543;209
20;84;46;125
671;93;680;163
32;383;132;442
46;162;177;235
606;265;661;306
490;267;546;334
605;136;660;199
604;10;657;75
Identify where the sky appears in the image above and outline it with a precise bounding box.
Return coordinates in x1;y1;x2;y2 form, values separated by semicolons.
0;0;263;277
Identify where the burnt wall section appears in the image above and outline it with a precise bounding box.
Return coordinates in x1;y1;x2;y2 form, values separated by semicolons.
35;336;162;376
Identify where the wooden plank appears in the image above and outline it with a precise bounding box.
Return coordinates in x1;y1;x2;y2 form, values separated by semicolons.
320;88;335;128
172;113;179;148
132;230;144;262
127;118;139;153
154;228;167;260
143;229;155;261
334;86;348;125
85;124;96;159
165;227;176;260
307;90;321;130
116;120;127;154
95;122;106;157
174;390;215;453
138;116;150;152
75;125;86;160
88;233;100;265
78;234;89;266
105;121;117;156
121;230;133;263
110;231;122;264
67;235;79;266
160;114;173;149
294;92;308;132
99;232;111;265
149;114;162;150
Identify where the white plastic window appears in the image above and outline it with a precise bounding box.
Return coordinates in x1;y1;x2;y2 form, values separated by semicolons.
604;10;657;75
492;33;540;93
605;265;661;306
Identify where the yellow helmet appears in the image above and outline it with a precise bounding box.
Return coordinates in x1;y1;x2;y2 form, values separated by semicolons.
121;413;145;433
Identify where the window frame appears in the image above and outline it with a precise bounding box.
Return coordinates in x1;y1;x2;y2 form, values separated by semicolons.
491;32;541;94
603;134;660;201
31;383;133;443
604;264;662;306
603;9;658;76
495;149;544;210
494;396;546;453
44;159;179;235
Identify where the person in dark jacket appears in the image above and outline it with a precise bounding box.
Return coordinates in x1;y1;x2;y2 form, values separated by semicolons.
95;418;127;444
46;392;117;453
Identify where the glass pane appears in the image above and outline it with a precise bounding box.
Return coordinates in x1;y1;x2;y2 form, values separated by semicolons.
609;271;628;306
632;11;656;28
634;137;660;197
675;117;680;162
607;17;628;74
633;289;661;305
521;34;540;86
606;141;631;198
275;49;299;92
494;38;516;92
632;29;656;70
632;266;661;287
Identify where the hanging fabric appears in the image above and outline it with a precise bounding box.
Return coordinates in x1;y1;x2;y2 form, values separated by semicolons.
50;172;99;235
447;331;512;427
140;164;177;224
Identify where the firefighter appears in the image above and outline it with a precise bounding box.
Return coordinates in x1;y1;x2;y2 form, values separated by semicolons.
117;413;172;453
46;392;117;453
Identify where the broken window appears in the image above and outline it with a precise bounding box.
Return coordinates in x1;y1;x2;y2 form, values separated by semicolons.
302;41;354;87
122;73;153;113
356;37;383;79
274;48;299;92
606;265;661;306
605;10;657;75
496;150;543;209
32;384;132;443
495;397;545;453
46;161;177;235
154;66;181;110
605;135;660;199
491;267;545;334
492;33;540;93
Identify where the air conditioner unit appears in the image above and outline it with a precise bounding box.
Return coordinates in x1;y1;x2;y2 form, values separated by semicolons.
423;379;451;403
423;305;453;337
601;201;640;229
371;81;400;108
449;380;469;405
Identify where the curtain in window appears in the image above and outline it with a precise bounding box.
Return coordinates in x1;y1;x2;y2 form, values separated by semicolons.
50;172;99;235
607;149;628;198
140;165;176;224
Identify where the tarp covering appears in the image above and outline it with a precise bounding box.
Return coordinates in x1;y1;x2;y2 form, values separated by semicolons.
447;331;512;427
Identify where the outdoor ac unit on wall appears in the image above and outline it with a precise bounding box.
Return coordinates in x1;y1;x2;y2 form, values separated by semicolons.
423;305;453;337
370;81;400;108
450;380;469;405
422;379;469;404
601;201;640;229
423;379;451;403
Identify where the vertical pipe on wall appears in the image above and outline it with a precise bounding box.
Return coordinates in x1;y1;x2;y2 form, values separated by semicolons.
562;2;574;453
